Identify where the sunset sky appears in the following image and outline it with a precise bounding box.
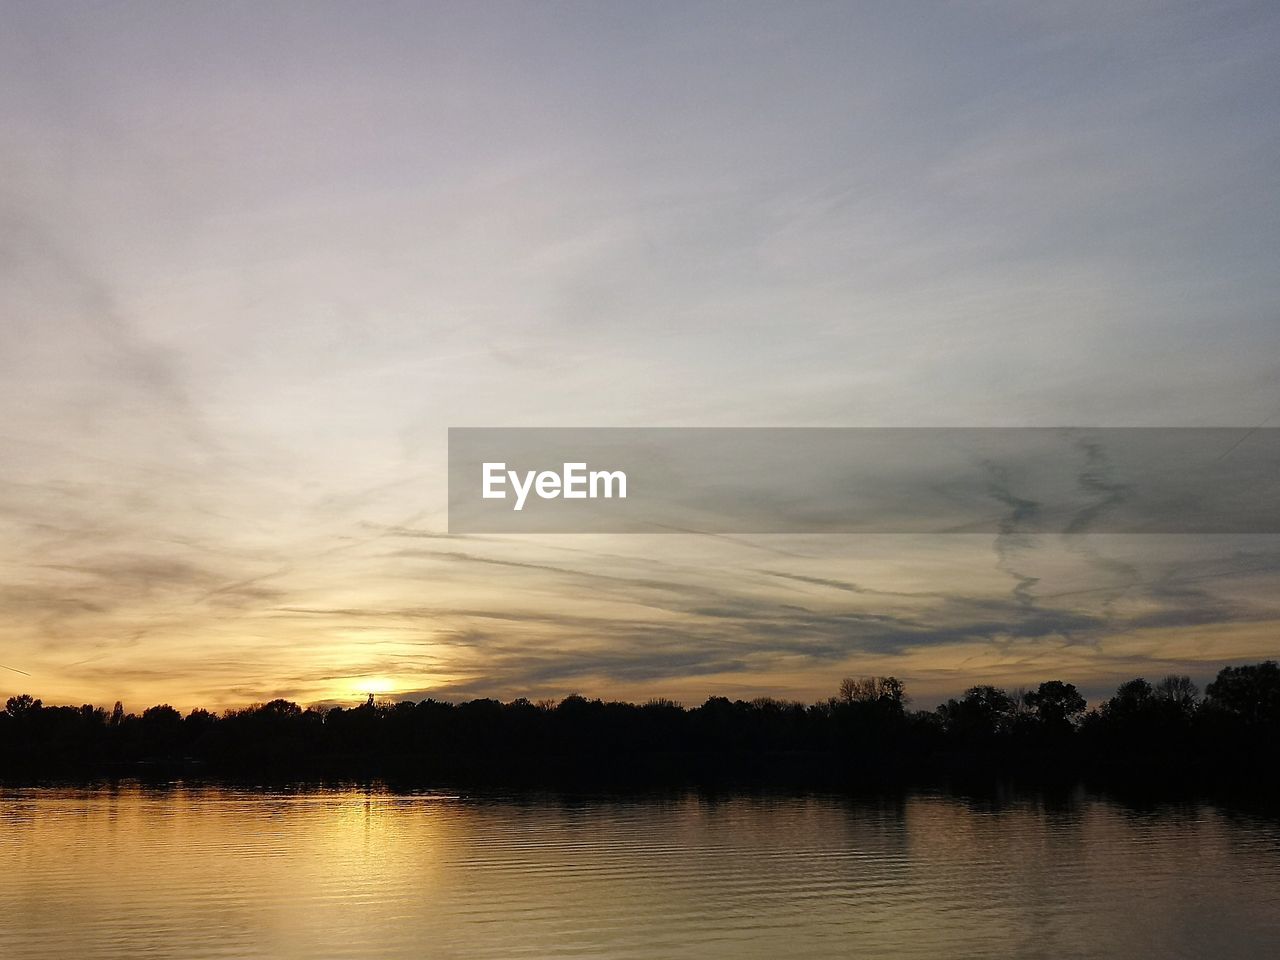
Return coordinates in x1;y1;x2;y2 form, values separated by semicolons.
2;1;1278;712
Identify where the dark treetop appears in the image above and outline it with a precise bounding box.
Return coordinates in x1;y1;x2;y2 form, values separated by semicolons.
3;661;1279;795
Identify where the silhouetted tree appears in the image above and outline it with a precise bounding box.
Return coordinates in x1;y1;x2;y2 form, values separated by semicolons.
1023;681;1086;733
2;660;1279;791
838;676;905;710
1154;675;1199;714
142;704;182;724
1102;679;1153;721
1206;661;1280;726
937;685;1016;740
5;694;40;718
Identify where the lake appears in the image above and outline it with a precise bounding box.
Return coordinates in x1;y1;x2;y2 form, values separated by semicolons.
2;785;1278;958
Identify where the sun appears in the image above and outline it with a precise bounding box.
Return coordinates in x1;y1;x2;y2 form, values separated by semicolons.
357;677;397;697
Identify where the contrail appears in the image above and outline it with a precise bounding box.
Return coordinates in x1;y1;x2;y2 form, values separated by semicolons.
1215;410;1278;463
1;663;32;677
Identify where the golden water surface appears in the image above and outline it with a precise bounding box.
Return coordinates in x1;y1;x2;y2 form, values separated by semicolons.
2;786;1278;959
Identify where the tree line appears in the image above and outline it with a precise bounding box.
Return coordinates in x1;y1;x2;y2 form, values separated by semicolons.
1;660;1278;790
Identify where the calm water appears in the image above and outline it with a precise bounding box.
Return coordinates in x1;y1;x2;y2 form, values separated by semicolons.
2;786;1278;959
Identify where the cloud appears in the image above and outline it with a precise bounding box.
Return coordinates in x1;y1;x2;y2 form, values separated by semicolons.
2;3;1279;708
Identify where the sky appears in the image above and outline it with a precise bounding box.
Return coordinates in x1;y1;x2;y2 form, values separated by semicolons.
1;1;1278;712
